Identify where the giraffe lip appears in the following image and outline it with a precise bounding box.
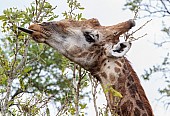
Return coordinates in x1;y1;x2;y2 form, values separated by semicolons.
18;27;34;34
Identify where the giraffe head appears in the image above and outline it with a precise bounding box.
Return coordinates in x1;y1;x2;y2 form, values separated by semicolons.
19;18;135;71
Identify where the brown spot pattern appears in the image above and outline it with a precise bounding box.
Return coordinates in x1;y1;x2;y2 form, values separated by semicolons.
115;61;122;67
122;69;126;74
118;77;124;84
101;72;107;79
94;49;101;54
68;46;82;55
109;73;115;82
123;64;128;70
118;77;126;95
136;100;144;110
128;75;134;82
78;52;88;57
114;67;120;73
120;58;124;63
126;82;130;87
134;107;141;116
142;113;147;116
129;84;137;98
120;100;133;116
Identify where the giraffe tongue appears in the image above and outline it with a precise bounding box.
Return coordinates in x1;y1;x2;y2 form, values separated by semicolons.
18;27;34;34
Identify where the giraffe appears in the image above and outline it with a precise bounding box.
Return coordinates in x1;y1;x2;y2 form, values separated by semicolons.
19;18;154;116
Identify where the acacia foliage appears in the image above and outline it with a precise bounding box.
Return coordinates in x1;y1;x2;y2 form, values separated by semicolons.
0;0;89;115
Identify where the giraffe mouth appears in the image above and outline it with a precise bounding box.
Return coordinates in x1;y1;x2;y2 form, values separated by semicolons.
18;26;50;43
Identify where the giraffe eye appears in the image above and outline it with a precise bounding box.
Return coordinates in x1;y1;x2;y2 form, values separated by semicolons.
83;32;96;43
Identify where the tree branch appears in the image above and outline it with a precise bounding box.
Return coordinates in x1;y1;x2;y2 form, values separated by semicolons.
1;39;30;115
12;39;30;76
35;0;46;23
160;0;170;15
89;74;99;116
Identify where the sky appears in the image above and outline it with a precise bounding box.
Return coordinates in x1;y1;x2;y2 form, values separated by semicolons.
0;0;170;116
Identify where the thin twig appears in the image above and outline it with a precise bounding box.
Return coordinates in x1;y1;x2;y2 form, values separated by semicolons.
12;39;30;76
56;101;69;116
35;0;38;17
39;5;57;22
125;19;152;42
35;0;46;23
89;74;99;116
154;40;170;47
3;78;13;114
133;6;140;20
132;19;152;36
128;33;147;42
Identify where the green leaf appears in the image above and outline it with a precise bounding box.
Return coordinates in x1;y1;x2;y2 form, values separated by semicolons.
31;5;35;11
44;2;52;8
69;107;76;115
3;22;7;27
23;66;32;73
6;37;12;43
8;100;14;107
38;43;44;51
77;13;82;20
78;7;85;10
48;17;54;21
12;24;17;31
103;85;122;98
0;68;4;74
83;81;88;87
19;78;25;90
0;74;8;85
0;89;6;93
46;107;50;116
111;88;123;98
0;15;7;20
79;103;87;109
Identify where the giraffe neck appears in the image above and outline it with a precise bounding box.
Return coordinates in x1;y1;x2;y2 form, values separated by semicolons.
92;57;154;116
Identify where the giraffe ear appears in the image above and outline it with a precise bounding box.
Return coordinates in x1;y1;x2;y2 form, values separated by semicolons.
106;42;131;57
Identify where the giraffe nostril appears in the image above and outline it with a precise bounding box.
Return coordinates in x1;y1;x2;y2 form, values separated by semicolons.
120;43;127;48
